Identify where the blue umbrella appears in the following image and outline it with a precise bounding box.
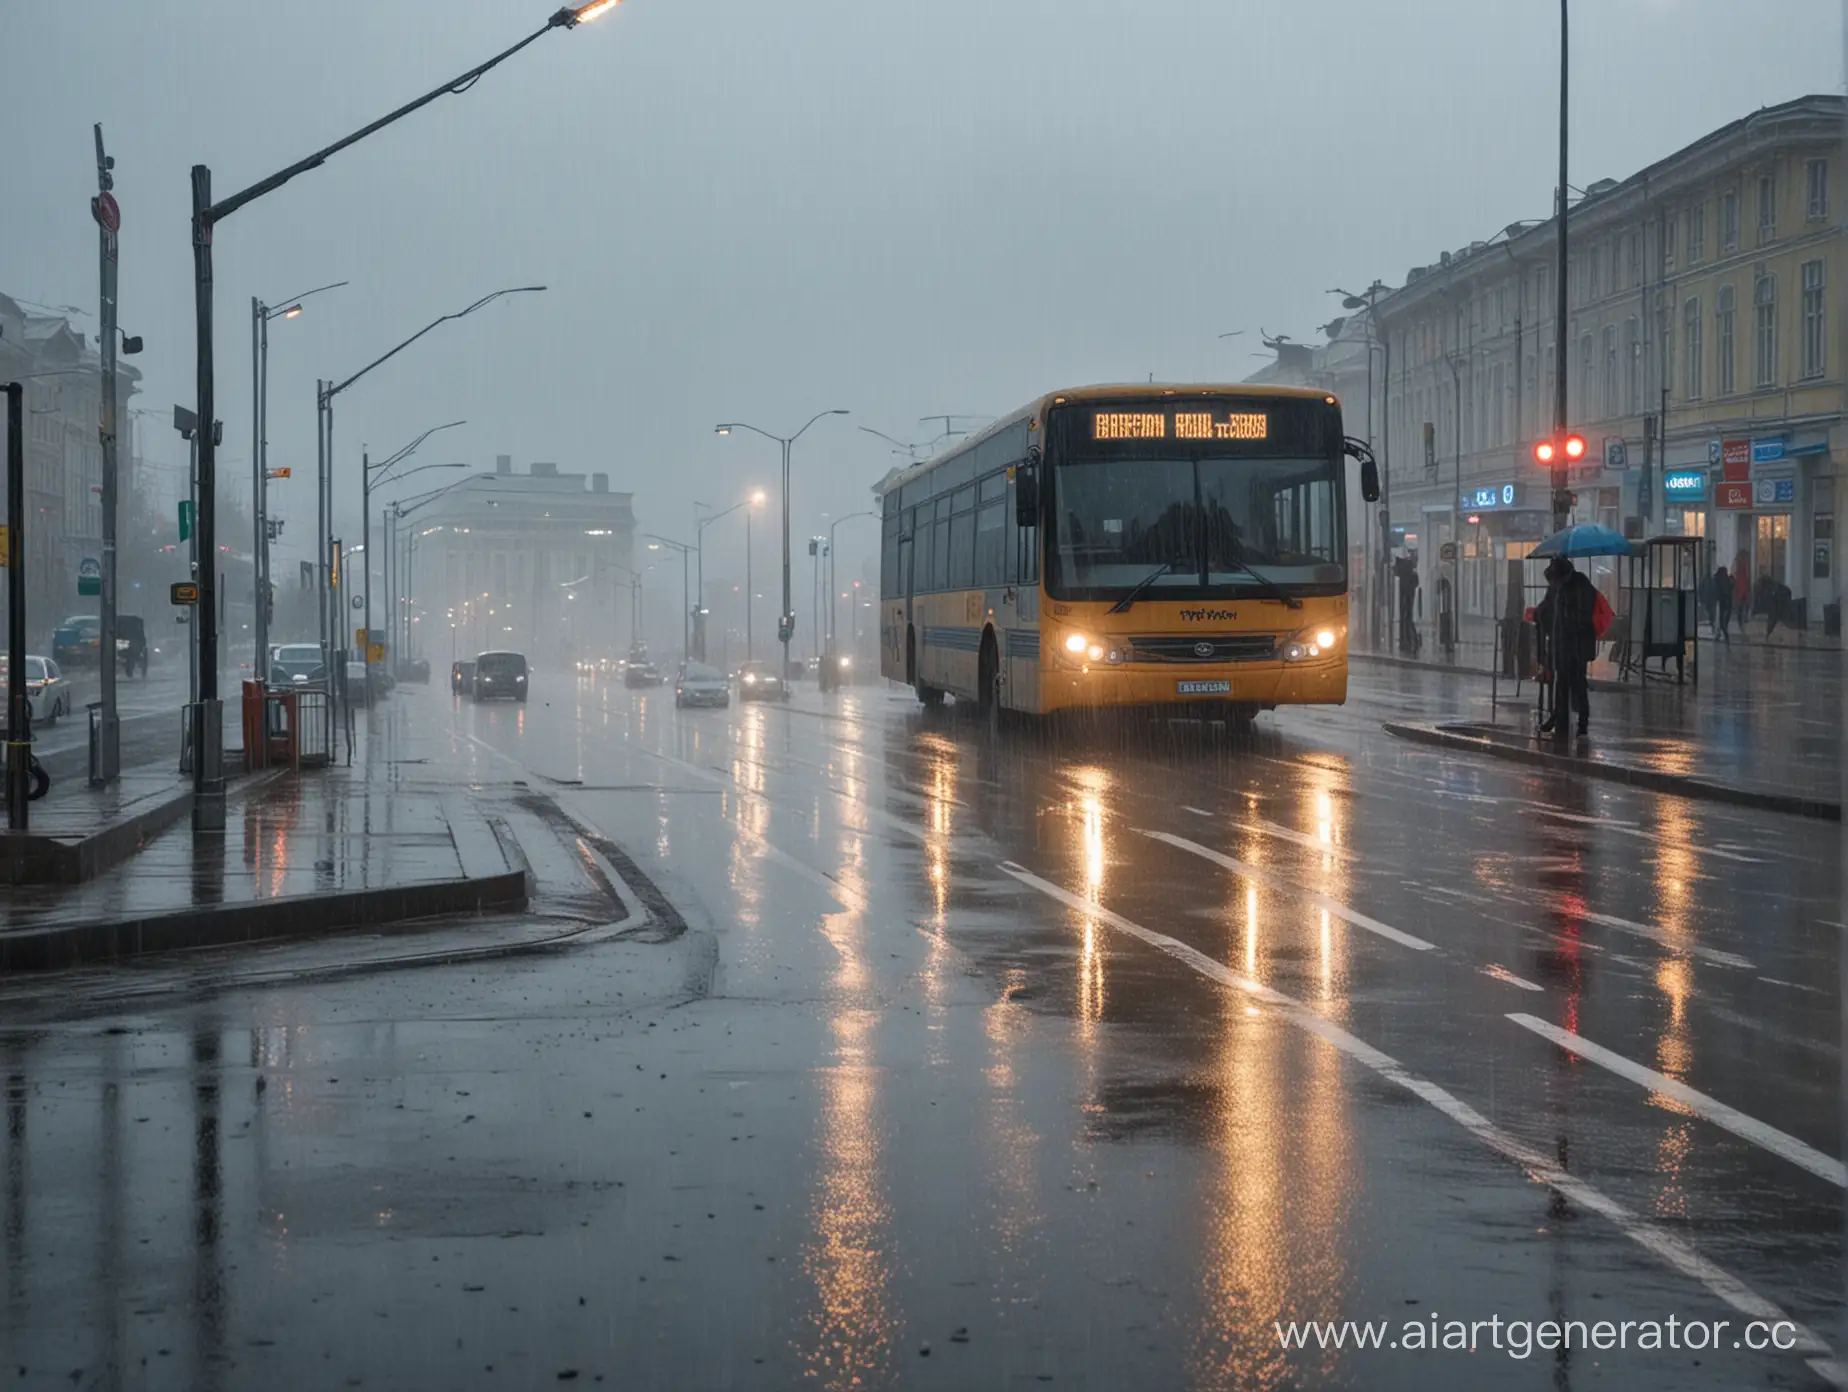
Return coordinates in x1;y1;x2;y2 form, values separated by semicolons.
1530;523;1634;559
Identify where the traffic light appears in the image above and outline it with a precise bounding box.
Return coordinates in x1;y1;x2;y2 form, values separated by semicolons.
1531;433;1586;466
777;613;795;643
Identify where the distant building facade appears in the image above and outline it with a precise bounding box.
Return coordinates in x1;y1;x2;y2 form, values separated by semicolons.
408;455;635;663
1364;94;1845;624
0;293;140;642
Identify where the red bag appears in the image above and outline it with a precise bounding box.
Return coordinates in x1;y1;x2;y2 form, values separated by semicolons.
1592;590;1614;638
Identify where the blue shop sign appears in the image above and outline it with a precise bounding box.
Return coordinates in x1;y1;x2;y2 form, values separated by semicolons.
1459;483;1519;510
1662;469;1708;502
1751;436;1786;465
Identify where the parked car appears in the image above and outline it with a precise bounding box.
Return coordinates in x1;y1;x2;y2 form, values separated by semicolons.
473;650;529;702
270;643;327;686
624;661;663;689
738;660;788;702
452;660;477;697
674;662;730;709
52;615;101;667
0;655;71;729
395;657;431;684
115;614;149;677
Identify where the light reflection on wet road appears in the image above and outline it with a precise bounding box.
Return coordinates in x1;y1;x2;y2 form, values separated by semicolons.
0;669;1839;1390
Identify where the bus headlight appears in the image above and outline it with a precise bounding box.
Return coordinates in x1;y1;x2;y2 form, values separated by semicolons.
1282;624;1341;662
1314;628;1338;650
1063;632;1088;654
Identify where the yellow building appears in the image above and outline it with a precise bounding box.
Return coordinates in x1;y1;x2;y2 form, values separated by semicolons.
1370;94;1844;627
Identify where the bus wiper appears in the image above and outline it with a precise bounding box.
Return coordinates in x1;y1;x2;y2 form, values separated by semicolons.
1108;559;1188;614
1220;554;1303;609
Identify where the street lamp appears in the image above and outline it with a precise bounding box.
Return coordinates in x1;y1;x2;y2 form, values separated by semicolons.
1332;281;1393;649
186;2;611;831
825;510;878;657
252;279;346;679
643;534;694;661
361;422;465;707
693;490;765;662
714;410;849;676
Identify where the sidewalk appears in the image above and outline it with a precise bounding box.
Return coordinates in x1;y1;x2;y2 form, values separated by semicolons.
1363;640;1842;819
0;706;528;969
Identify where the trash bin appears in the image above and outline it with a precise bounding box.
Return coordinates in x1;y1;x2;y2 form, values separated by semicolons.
1826;602;1841;638
87;700;103;786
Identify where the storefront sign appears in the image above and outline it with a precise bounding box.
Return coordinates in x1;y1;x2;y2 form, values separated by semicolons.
1603;436;1628;470
1714;480;1753;509
1754;477;1796;505
1459;483;1519;510
1720;438;1751;480
1662;469;1708;502
1751;436;1787;465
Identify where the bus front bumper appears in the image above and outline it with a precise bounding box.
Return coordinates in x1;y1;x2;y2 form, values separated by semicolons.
1036;657;1347;714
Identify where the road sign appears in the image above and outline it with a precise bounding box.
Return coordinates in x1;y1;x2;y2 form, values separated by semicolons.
355;628;372;646
367;643;386;664
170;581;200;606
0;526;8;565
77;556;101;597
1707;438;1723;466
178;499;193;540
92;191;120;233
351;594;364;611
267;467;291;479
1602;437;1627;470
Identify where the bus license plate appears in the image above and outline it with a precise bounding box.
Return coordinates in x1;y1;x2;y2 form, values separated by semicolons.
1176;680;1231;695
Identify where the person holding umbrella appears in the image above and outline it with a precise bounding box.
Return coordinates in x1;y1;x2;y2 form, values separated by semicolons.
1534;556;1599;736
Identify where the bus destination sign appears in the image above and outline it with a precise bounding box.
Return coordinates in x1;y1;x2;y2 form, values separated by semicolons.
1093;410;1269;442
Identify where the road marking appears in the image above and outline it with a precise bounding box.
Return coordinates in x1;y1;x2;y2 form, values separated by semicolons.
1183;805;1355;860
1759;975;1832;996
1140;830;1435;952
1534;809;1767;864
1508;1013;1847;1189
1574;909;1754;970
995;860;1834;1373
1481;964;1543;992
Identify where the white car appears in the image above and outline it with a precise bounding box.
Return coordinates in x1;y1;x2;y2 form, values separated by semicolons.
0;655;72;729
674;662;730;709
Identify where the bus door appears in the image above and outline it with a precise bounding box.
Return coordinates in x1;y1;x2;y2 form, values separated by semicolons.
896;521;915;682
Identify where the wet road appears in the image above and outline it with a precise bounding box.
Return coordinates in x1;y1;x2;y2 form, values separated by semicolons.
1;669;1840;1390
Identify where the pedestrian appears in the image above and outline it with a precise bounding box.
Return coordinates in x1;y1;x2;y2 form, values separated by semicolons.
1534;555;1597;737
1394;554;1421;654
1712;565;1733;643
1732;555;1751;622
1760;575;1792;639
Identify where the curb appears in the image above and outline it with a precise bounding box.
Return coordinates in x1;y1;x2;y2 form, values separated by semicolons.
1380;720;1842;822
0;784;193;886
0;865;529;971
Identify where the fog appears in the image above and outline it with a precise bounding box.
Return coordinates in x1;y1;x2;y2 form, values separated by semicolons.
1;0;1838;646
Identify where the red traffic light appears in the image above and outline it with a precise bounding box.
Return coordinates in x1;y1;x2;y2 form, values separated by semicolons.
1562;433;1587;461
1533;439;1557;465
1532;433;1587;466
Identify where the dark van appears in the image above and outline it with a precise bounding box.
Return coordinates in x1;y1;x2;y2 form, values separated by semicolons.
473;651;528;702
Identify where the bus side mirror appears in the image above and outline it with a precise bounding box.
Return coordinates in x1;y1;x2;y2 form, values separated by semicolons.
1013;466;1039;526
1344;437;1381;503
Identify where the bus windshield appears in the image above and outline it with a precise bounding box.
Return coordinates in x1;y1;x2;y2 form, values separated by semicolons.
1048;453;1343;597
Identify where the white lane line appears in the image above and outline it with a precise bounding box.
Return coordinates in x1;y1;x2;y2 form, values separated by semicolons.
1141;830;1435;952
1481;964;1544;992
1576;909;1755;970
1534;809;1767;864
1759;975;1832;996
1177;804;1353;860
995;860;1835;1371
1508;1013;1847;1189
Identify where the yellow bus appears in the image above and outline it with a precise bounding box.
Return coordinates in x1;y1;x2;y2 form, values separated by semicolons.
878;383;1380;725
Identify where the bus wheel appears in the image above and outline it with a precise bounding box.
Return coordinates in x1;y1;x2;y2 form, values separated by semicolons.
905;625;917;686
916;681;944;709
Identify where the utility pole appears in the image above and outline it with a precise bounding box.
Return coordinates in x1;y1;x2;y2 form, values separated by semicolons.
93;125;122;784
1552;0;1572;532
5;383;28;828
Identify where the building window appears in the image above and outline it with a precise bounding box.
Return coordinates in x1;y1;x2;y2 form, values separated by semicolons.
1801;259;1826;379
1579;335;1595;418
1720;188;1740;252
1686;202;1705;264
1602;326;1618;419
1628;230;1642;286
1625;317;1641;412
1491;362;1505;445
1588;245;1601;300
1806;158;1829;221
1756;172;1777;244
1663;213;1676;269
1683;296;1702;400
1656;293;1672;400
1753;272;1777;387
1716;284;1736;394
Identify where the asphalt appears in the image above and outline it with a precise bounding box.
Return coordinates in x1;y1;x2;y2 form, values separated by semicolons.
0;669;1839;1390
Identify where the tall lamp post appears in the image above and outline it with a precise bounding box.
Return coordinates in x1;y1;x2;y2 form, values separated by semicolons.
715;409;849;677
317;287;543;701
1332;281;1393;649
693;490;764;662
184;0;612;830
825;510;878;655
643;534;694;661
365;427;466;705
252;280;345;680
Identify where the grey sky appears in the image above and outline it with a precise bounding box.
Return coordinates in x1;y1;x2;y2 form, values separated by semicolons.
2;0;1838;593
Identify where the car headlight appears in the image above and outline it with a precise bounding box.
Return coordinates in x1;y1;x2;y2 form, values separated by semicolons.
838;656;851;668
744;673;757;684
